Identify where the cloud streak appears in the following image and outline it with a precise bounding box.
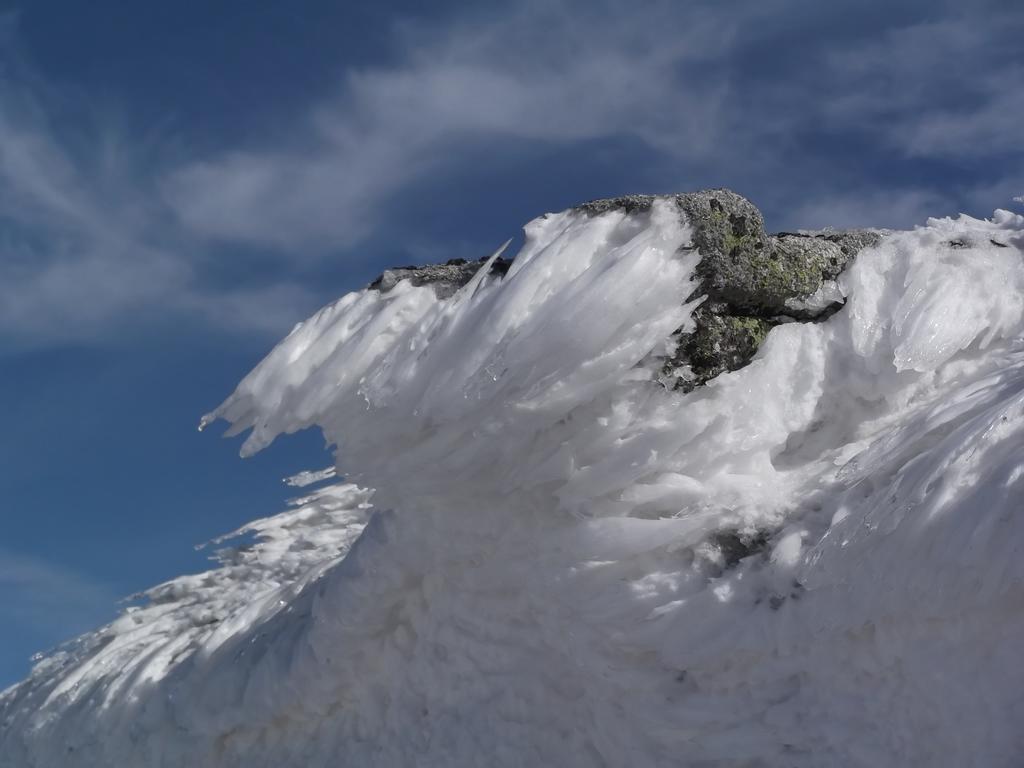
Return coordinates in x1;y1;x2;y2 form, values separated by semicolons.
0;548;117;643
162;0;1024;246
162;1;735;250
818;8;1024;159
0;28;318;347
1;1;1022;346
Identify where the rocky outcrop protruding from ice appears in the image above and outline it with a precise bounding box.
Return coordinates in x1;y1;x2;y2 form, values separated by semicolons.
372;190;883;389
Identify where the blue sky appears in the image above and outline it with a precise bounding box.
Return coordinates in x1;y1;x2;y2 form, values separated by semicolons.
1;0;1021;687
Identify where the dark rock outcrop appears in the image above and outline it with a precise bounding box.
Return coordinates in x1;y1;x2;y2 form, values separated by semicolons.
370;190;883;390
369;257;513;300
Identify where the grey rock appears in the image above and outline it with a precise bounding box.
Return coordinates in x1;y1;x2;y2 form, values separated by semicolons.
709;528;771;569
369;257;513;299
575;194;659;217
674;306;775;387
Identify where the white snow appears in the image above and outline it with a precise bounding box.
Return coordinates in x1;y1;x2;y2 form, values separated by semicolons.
3;200;1024;767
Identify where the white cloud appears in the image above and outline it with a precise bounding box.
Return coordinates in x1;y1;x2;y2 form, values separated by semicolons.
0;548;117;638
1;1;1021;346
0;60;318;346
820;9;1024;159
162;0;1024;253
789;188;953;231
903;73;1024;158
162;0;735;250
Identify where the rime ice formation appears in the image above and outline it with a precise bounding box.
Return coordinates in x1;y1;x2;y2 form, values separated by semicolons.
3;193;1024;767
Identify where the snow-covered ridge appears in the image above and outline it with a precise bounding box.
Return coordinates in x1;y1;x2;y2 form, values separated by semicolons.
3;196;1024;767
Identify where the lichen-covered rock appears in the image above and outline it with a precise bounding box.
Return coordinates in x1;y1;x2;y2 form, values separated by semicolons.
579;190;880;313
677;190;778;313
576;190;881;388
371;190;882;389
679;306;775;385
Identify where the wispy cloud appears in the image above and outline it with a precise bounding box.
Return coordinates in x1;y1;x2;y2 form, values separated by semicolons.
1;1;1021;347
162;0;735;251
0;548;117;640
819;8;1024;159
789;189;952;231
162;0;1024;248
0;24;317;347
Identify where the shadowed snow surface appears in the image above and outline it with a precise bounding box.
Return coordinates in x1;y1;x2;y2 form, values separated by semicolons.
3;201;1024;767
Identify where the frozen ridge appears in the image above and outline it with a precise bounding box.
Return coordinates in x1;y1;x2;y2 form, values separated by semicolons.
3;193;1024;767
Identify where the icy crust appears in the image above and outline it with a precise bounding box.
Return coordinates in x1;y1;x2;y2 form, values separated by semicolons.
209;201;702;511
4;204;1024;767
